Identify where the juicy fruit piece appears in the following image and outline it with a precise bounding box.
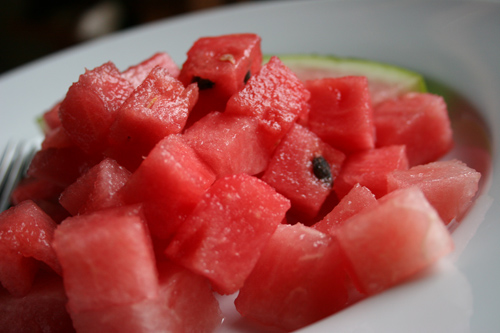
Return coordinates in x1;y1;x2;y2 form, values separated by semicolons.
225;56;310;150
53;205;158;313
374;92;453;166
0;243;38;297
313;183;377;234
119;134;216;240
107;66;199;171
387;159;481;224
273;54;427;105
334;145;409;199
58;61;134;154
183;111;271;177
59;158;131;216
165;174;290;295
0;272;74;333
122;52;180;88
235;223;348;331
305;76;375;154
261;123;345;218
179;33;262;126
336;187;454;295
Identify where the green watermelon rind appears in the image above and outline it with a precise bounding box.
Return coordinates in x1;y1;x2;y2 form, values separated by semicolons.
264;54;427;104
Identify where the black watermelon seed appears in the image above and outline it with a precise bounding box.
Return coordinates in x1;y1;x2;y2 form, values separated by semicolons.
192;76;215;90
244;70;251;84
312;155;333;186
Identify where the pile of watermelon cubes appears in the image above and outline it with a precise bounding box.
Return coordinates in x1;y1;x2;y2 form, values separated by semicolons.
0;33;481;332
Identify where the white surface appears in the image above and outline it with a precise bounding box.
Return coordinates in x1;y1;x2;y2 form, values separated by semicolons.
1;0;499;332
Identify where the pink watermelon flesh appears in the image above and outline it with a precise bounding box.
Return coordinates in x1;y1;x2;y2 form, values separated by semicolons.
0;242;39;297
41;101;62;134
305;76;375;154
387;159;481;224
41;126;74;150
313;183;377;234
336;186;454;295
11;177;64;206
334;145;409;199
261;123;345;218
183;111;271;177
0;272;74;333
225;56;310;150
58;61;134;154
119;134;216;240
235;223;348;331
53;205;159;313
59;158;131;216
374;92;453;166
0;200;61;276
107;66;199;171
179;33;262;127
122;52;180;88
165;173;291;295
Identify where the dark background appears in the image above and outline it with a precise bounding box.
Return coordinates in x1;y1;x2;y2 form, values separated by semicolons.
0;0;253;75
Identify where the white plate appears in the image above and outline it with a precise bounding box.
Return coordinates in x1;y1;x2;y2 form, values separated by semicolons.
1;0;499;332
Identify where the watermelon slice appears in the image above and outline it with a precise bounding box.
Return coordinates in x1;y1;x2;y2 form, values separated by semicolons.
270;54;427;105
122;52;180;88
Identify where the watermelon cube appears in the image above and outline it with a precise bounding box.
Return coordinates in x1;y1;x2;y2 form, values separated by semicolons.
179;33;262;126
59;61;134;154
0;242;39;297
59;158;131;216
261;123;345;218
374;92;453;166
53;205;158;313
305;76;375;154
0;272;74;333
225;56;311;150
41;126;74;150
336;187;454;295
183;111;271;177
119;134;216;240
313;183;377;234
41;101;62;134
107;66;199;171
11;177;64;206
334;145;409;199
235;223;348;331
387;159;481;224
122;52;180;88
165;173;291;295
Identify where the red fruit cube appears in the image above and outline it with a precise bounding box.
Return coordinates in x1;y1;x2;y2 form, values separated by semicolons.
165;174;291;295
261;123;345;218
107;66;198;171
374;92;453;166
122;52;180;88
59;158;131;216
59;61;134;154
305;76;375;154
225;56;310;150
119;134;216;240
235;223;348;331
334;145;409;199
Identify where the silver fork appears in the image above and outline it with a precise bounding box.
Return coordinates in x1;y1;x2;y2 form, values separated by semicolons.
0;138;42;212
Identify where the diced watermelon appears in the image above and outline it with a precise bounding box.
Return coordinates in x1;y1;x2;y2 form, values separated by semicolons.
11;177;64;206
225;56;310;150
165;174;290;295
107;66;198;171
119;134;216;240
41;101;62;134
0;200;61;275
183;111;271;177
313;183;377;234
179;33;262;127
336;187;454;295
261;123;345;218
374;92;453;166
334;145;409;199
58;61;134;154
53;205;158;313
122;52;180;88
41;126;74;150
235;223;348;331
0;242;39;297
387;159;481;224
305;76;375;154
0;272;74;333
59;158;131;216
